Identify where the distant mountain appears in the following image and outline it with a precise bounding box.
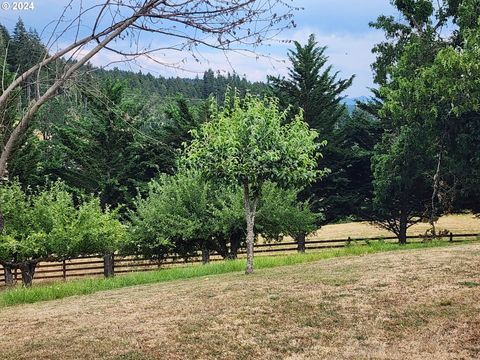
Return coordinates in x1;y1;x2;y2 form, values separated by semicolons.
341;96;370;112
342;96;370;106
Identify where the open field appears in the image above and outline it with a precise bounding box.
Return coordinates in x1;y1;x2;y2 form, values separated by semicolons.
310;213;480;240
1;243;479;359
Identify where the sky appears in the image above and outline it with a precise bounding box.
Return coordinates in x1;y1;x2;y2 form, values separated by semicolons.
0;0;398;97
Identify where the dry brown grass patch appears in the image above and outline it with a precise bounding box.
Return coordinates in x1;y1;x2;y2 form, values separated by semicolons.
1;244;479;359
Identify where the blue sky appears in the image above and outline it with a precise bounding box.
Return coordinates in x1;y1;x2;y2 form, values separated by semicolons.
0;0;397;97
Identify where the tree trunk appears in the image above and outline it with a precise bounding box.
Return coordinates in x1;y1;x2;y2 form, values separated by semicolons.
103;253;115;278
295;232;306;253
201;243;210;264
215;240;229;259
398;213;408;245
243;183;257;274
430;151;442;237
20;262;36;287
3;265;14;286
228;233;241;260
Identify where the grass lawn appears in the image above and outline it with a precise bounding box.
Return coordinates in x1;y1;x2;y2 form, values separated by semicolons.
0;240;474;308
0;242;480;359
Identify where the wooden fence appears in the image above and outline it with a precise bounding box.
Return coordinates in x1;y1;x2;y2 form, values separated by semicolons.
1;232;478;286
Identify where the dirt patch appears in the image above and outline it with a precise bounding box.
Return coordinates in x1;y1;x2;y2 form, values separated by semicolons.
1;244;479;359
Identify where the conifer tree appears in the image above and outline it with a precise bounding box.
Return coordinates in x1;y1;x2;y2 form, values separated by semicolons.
269;34;357;240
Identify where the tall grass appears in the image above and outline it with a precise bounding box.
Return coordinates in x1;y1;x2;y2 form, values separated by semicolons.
0;240;470;308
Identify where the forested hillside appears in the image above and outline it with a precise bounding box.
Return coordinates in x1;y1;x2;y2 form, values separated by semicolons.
96;68;269;101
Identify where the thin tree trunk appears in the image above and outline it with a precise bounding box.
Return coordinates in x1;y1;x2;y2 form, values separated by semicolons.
295;232;306;253
20;262;36;287
398;212;408;245
201;243;210;264
215;240;229;259
430;151;442;237
243;183;257;274
228;233;241;260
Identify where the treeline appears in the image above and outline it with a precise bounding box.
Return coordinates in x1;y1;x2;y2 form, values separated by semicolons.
96;68;268;101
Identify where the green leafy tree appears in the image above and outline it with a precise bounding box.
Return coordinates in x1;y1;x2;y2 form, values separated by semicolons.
369;0;480;237
0;181;125;286
371;126;432;243
127;171;243;262
256;183;319;245
183;92;323;273
127;171;211;262
381;33;480;223
370;0;449;86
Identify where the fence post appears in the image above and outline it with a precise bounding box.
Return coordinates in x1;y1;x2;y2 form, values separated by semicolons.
103;253;115;278
62;259;67;280
449;232;453;242
296;233;306;253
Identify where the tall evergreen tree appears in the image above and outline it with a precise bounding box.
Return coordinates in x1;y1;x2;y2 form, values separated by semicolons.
7;19;46;101
323;109;382;222
269;34;353;137
269;34;361;232
10;79;162;209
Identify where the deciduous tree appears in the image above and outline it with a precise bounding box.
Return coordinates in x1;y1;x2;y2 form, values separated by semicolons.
183;92;323;273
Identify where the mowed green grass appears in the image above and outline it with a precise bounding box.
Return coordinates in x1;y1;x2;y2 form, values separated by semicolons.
0;239;475;308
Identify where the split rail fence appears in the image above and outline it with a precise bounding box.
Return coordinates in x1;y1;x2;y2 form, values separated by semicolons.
1;232;478;286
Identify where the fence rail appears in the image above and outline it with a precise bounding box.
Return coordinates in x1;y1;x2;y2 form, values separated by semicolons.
1;232;478;286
